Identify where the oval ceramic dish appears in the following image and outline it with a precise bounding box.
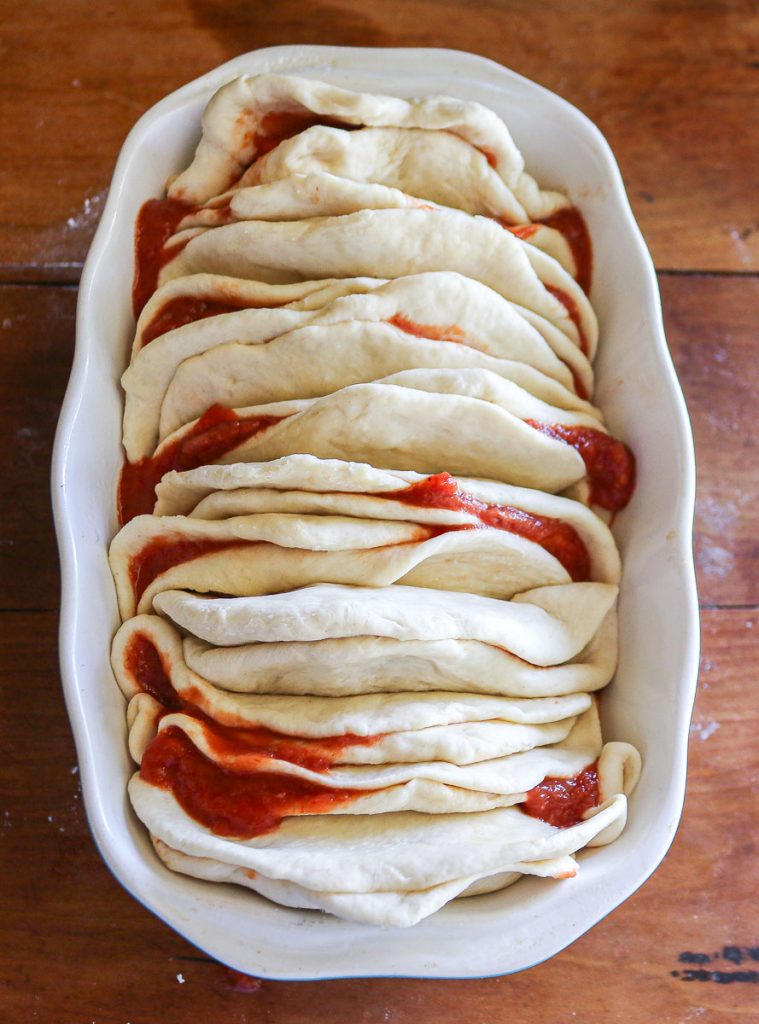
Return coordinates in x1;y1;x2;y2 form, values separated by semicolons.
52;45;699;979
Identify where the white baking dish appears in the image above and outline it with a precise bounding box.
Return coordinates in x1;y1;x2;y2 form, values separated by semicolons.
52;45;699;979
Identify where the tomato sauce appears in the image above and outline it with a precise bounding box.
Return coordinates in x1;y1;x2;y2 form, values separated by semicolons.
124;630;183;711
196;718;381;773
568;367;589;402
123;476;585;606
522;760;600;828
117;404;285;525
546;285;589;356
125;631;382;773
129;537;254;606
390;312;589;400
503;223;539;240
476;146;498;169
525;422;636;512
132;198;196;317
385;472;591;581
140;726;369;839
246;111;351;160
222;968;262;992
140;296;253;346
541;207;593;296
388;313;467;344
126;519;460;605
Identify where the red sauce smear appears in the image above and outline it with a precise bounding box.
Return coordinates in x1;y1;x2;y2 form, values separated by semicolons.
140;295;253;346
504;223;539;240
522;760;600;828
546;284;589;357
477;146;498;169
129;537;253;607
127;520;453;606
525;422;636;512
126;632;382;774
385;472;590;581
540;284;589;356
123;479;581;609
390;312;588;401
506;209;592;295
124;630;183;711
541;207;593;296
117;403;285;525
140;726;369;839
388;313;466;344
132;198;196;317
568;367;589;402
238;111;353;171
222;968;262;992
199;717;381;773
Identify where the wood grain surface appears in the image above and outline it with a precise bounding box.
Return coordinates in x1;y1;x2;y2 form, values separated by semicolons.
1;0;756;279
1;1;757;1021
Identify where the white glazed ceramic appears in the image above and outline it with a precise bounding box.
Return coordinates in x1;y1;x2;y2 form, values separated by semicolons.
52;45;699;979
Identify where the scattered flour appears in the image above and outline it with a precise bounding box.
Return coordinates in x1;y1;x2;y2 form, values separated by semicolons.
690;718;720;742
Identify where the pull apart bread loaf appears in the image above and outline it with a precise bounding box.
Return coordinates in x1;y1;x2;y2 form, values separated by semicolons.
110;74;640;928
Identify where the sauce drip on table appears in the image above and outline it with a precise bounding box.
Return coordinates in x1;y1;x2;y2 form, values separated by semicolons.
522;760;600;828
117;404;284;525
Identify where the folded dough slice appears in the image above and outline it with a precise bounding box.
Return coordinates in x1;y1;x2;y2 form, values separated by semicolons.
124;273;594;461
174;174;576;279
308;272;593;390
160;208;597;355
128;701;605;809
150;835;576;928
181;172;431;224
113;615;592;757
147;733;640;930
154;581;619;667
167;74;566;221
119;368;632;523
158;322;596;451
155;457;619;578
116;592;617;699
129;788;636;927
133;274;381;356
136;270;593;392
127;686;587;773
129;701;638;829
237;125;564;222
110;510;582;618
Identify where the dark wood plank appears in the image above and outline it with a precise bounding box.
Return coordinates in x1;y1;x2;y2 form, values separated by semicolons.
1;609;754;1022
0;0;756;280
0;285;75;609
664;273;759;607
2;275;754;610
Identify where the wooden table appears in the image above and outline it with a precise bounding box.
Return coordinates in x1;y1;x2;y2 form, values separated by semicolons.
1;2;757;1020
